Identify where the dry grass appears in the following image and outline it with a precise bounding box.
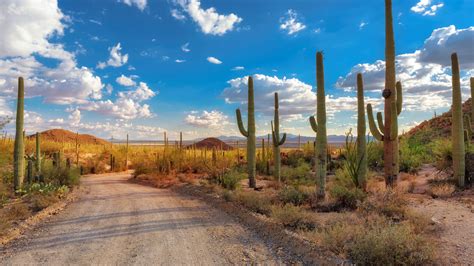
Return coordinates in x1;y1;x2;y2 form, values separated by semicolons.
0;202;32;236
428;183;456;198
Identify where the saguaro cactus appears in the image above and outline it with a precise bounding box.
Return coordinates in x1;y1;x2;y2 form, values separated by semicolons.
236;76;256;188
35;132;41;174
451;53;466;187
309;52;328;199
13;77;25;190
125;134;129;169
271;92;287;182
366;0;402;186
356;74;367;189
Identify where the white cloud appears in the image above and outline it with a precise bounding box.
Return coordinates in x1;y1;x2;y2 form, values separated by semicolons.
89;19;102;26
97;43;128;69
174;0;242;36
171;9;186;20
68;108;81;126
181;42;191;52
116;74;136;87
83;82;156;120
0;98;12;117
232;66;244;71
359;21;368;30
175;59;186;63
411;0;444;16
280;10;306;35
184;110;229;128
119;0;147;11
336;26;474;113
207;56;222;64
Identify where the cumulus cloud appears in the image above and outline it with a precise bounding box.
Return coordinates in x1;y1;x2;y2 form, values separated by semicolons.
280;10;306;35
173;0;242;36
336;26;473;112
181;42;191;52
83;82;156;120
116;74;136;87
119;0;147;11
184;110;229;128
411;0;444;16
0;98;12;117
222;74;378;118
207;56;222;64
97;43;128;69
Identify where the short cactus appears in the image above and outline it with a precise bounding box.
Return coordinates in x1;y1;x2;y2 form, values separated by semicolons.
309;52;328;199
236;76;256;188
13;77;25;190
271;92;287;182
451;53;466;187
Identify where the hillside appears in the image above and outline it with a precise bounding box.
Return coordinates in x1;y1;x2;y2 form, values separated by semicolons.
189;137;234;150
407;98;472;142
28;129;109;145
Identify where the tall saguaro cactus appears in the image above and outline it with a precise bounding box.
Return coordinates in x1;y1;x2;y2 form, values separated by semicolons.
356;74;367;189
451;53;466;187
125;134;129;169
236;76;256;188
13;77;25;190
309;52;328;199
35;132;41;175
271;92;287;182
366;0;402;186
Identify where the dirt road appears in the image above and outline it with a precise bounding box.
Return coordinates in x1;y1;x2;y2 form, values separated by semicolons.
0;173;283;265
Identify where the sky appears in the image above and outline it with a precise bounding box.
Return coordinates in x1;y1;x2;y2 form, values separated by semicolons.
0;0;473;140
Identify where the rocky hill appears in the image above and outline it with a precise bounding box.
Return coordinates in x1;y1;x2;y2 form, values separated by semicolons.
28;129;109;145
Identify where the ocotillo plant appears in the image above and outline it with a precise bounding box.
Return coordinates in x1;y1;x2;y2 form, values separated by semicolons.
309;52;328;199
366;0;402;186
236;76;256;188
13;77;25;190
451;53;466;187
271;92;287;182
356;74;367;189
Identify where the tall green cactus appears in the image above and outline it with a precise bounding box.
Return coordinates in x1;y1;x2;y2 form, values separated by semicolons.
236;76;256;188
309;52;328;199
471;77;474;123
35;132;41;175
451;53;466;188
13;77;25;190
356;74;367;189
271;92;287;182
366;0;402;186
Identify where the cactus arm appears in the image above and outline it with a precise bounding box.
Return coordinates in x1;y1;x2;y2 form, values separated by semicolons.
235;109;248;137
367;104;384;141
465;115;472;138
309;116;318;133
271;121;278;146
279;133;287;146
396;81;403;115
390;101;398;141
376;112;385;134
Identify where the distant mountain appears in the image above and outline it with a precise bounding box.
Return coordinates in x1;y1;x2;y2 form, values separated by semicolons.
28;129;109;145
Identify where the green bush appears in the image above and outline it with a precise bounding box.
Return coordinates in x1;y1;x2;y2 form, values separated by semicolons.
328;169;366;210
219;169;245;190
281;162;313;185
271;204;315;230
432;138;452;171
41;164;80;187
349;223;434;265
278;186;309;206
234;191;272;215
358;189;408;220
399;138;425;173
367;140;384;171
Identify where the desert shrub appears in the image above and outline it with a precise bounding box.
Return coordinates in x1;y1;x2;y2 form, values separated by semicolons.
234;191;272;215
41;164;80;187
328;169;366;210
270;204;315;230
358;188;408;220
366;140;384;170
278;186;310;206
399;138;425;173
283;151;309;167
349;223;434;265
27;193;59;212
218;169;245;190
428;183;456;198
280;162;313;185
432;138;452;171
0;202;31;236
133;161;152;178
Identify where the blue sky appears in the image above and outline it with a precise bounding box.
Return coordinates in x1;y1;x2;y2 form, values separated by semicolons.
0;0;473;140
